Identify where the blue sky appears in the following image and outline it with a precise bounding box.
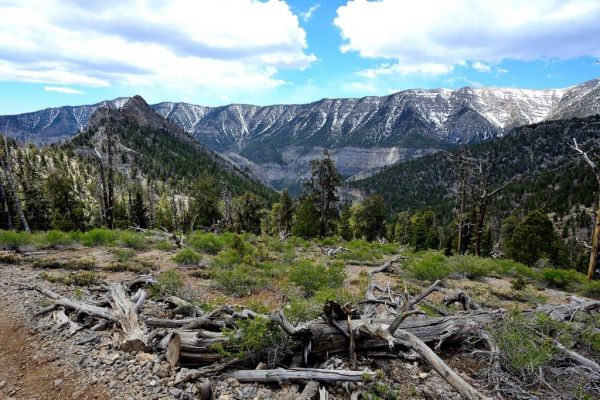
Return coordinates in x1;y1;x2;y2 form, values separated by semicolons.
0;0;599;114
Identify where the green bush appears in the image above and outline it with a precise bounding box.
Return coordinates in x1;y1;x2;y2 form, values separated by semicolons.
448;255;490;279
289;260;346;296
37;230;73;248
580;281;600;299
220;317;283;362
0;230;33;250
213;264;263;295
39;271;100;286
336;239;397;261
493;310;557;374
510;276;528;291
188;232;234;255
150;269;184;297
113;248;136;262
154;240;175;251
540;268;585;290
407;252;450;281
173;248;201;266
119;231;146;249
33;257;96;271
81;229;118;246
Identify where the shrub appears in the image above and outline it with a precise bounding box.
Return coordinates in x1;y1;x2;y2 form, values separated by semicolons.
0;230;32;250
155;240;175;251
173;248;202;266
40;271;100;286
407;252;450;281
213;264;263;295
580;281;600;299
289;260;346;296
38;230;73;248
150;269;184;297
493;310;557;374
220;318;283;363
113;248;136;262
119;231;146;249
81;229;118;246
510;276;527;291
0;252;23;264
104;261;153;273
540;268;585;290
449;255;490;279
33;257;96;270
187;232;234;255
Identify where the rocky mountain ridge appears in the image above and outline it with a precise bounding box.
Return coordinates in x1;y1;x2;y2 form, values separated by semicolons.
2;78;599;188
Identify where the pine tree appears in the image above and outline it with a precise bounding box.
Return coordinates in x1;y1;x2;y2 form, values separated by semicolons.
304;151;341;237
292;195;320;238
231;192;263;233
189;173;221;229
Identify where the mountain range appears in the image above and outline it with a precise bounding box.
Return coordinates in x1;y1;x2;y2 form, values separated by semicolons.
2;78;600;189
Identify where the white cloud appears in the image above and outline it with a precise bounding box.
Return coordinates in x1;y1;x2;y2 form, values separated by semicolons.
335;0;600;74
0;0;315;92
44;86;85;94
300;4;320;22
358;63;454;78
472;61;492;73
345;82;377;92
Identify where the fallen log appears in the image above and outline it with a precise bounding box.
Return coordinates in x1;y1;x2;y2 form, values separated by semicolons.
228;368;375;383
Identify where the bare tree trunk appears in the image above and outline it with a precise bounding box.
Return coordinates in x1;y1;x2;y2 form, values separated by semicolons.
1;135;30;233
0;176;13;229
588;194;600;280
475;194;488;257
106;125;115;229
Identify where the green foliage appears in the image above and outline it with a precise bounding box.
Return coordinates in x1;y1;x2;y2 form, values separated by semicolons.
508;210;560;266
231;192;264;234
173;248;202;266
119;231;146;249
493;310;558;374
407;252;450;281
104;261;154;273
39;271;100;286
580;281;600;299
511;275;528;291
540;268;585;290
37;230;73;248
150;269;183;297
350;195;387;241
189;173;222;229
187;232;234;255
336;239;397;261
81;228;119;246
112;248;136;262
154;240;175;251
213;263;264;295
410;211;439;251
284;287;356;323
0;230;32;250
219;317;283;363
291;196;320;238
288;260;346;296
364;382;406;400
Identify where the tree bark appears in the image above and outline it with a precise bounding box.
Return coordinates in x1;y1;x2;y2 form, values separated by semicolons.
588;193;600;280
228;368;374;383
1;135;30;233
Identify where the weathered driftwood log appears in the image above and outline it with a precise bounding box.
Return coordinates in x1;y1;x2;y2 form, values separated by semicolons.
297;381;320;400
166;330;228;367
127;275;157;292
52;309;81;335
228;368;375;383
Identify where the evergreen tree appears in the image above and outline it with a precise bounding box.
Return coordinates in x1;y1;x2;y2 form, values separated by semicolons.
292;195;320;238
394;211;412;245
46;174;85;231
189;173;221;229
231;192;263;233
21;159;50;231
355;195;387;241
338;205;353;241
303;151;341;237
508;210;559;266
130;185;148;228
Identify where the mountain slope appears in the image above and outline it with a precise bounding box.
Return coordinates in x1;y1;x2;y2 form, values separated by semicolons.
2;78;599;189
349;115;600;218
67;96;277;201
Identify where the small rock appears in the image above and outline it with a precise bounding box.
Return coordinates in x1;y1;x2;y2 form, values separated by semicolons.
418;372;430;379
76;333;99;345
54;379;64;386
0;380;6;389
169;388;182;398
136;352;156;364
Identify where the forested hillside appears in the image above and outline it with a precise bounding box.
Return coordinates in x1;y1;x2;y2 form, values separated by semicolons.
0;96;276;233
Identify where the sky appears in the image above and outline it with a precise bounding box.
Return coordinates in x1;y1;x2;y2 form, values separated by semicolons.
0;0;600;114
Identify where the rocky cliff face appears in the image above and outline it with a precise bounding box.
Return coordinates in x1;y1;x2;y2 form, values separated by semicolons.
1;78;599;188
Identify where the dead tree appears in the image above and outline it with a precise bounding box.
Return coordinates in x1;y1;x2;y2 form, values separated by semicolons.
470;147;514;257
449;147;473;254
571;138;600;280
0;134;30;233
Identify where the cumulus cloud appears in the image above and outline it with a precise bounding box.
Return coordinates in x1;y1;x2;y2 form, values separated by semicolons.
44;86;85;94
358;62;454;78
335;0;600;76
0;0;315;91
